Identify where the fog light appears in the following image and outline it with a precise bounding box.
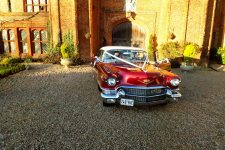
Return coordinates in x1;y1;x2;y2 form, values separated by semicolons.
107;99;116;103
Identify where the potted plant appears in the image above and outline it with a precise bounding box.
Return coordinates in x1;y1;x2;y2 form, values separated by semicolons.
180;44;201;71
217;47;225;65
60;42;73;68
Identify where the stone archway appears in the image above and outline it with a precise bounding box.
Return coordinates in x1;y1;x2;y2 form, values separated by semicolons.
112;22;146;48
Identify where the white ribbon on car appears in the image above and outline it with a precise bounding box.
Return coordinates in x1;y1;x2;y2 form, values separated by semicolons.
104;51;148;72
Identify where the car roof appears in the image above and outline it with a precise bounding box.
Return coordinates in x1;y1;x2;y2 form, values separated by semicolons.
100;46;145;51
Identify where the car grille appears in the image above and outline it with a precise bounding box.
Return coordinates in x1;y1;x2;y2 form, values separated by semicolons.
124;95;167;103
122;87;166;97
119;87;167;103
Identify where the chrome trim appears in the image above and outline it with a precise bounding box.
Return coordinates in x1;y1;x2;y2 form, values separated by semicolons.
116;85;166;90
171;91;182;98
166;89;182;98
125;93;166;98
99;85;182;100
103;98;116;104
101;93;119;99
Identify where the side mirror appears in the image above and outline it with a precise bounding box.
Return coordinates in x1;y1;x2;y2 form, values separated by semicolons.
93;56;99;67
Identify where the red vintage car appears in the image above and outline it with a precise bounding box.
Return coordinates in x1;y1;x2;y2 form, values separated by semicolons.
93;46;181;107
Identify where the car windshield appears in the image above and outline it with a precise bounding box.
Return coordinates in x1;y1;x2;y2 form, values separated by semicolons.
102;49;147;64
102;49;147;67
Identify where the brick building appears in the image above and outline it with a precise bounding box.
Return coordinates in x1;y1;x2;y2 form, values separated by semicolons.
0;0;224;65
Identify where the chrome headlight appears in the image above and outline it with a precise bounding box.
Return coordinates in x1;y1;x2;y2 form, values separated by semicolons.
107;78;116;86
170;79;180;86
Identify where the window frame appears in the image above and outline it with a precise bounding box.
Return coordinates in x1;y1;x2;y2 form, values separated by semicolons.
31;29;48;54
0;29;16;53
24;0;48;12
19;29;29;54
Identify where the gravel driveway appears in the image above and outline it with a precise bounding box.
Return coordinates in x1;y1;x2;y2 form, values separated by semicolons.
0;64;225;149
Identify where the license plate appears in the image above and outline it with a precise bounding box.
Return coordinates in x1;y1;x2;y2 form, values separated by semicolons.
120;99;134;106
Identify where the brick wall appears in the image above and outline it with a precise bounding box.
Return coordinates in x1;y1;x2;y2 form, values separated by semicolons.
77;0;90;60
0;0;49;58
10;0;24;12
1;0;224;63
185;0;204;45
49;0;223;62
168;0;188;42
100;0;161;50
0;0;9;12
223;8;225;47
212;0;225;48
90;0;100;57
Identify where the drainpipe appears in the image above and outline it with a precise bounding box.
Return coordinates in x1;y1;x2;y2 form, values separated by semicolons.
57;0;62;43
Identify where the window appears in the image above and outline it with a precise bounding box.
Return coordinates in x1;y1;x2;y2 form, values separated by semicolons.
24;0;48;12
8;0;12;12
19;30;28;53
124;0;136;12
0;29;16;53
31;29;48;54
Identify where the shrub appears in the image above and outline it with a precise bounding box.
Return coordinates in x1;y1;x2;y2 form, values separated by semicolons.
0;64;25;78
148;34;154;61
44;44;62;64
60;31;77;59
44;30;82;65
183;44;201;63
24;58;32;63
158;42;187;68
60;43;71;58
158;41;185;60
60;31;81;63
217;47;225;64
0;57;22;66
72;55;84;65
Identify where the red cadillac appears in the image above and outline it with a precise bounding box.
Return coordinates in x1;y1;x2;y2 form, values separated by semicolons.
93;46;181;107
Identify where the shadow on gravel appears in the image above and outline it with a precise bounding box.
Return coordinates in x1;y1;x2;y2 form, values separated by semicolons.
0;65;225;149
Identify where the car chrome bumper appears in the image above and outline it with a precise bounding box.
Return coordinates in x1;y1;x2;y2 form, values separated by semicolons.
100;86;182;104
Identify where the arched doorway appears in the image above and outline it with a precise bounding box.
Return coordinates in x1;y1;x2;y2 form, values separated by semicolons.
112;22;146;48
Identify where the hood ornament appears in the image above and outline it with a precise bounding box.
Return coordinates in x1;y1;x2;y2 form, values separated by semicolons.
139;79;154;85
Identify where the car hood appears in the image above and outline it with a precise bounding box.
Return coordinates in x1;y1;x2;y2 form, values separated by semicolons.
102;63;178;87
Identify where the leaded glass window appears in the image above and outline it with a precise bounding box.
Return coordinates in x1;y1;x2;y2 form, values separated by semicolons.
32;29;48;54
1;29;16;53
24;0;48;12
20;30;28;53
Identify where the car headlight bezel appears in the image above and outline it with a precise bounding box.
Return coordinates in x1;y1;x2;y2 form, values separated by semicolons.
106;78;117;86
170;78;181;87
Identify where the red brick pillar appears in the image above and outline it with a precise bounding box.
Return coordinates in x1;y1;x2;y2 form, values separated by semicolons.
201;0;217;67
49;0;61;46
